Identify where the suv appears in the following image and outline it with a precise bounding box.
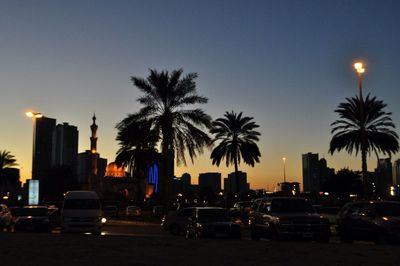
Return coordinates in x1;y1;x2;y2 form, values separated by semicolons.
0;204;12;232
249;197;330;242
336;201;400;244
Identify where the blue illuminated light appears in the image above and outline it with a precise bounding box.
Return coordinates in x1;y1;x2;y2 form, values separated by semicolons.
148;162;159;193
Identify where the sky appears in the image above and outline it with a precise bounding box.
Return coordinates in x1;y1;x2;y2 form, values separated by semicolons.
1;0;400;190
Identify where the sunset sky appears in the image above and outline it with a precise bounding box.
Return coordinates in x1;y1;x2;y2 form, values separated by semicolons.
1;0;400;190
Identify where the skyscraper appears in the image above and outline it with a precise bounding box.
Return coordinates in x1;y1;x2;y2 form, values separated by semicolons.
52;123;79;173
393;159;400;185
198;172;221;193
224;171;249;196
32;117;56;183
302;152;319;193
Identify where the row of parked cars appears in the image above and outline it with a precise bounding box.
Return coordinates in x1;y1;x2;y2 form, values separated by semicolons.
161;197;400;244
0;204;56;232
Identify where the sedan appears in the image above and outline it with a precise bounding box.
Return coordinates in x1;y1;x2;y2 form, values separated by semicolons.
186;207;241;239
14;206;50;232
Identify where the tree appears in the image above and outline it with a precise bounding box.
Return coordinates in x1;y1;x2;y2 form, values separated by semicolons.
124;69;212;207
329;94;399;198
210;111;261;196
115;115;160;201
0;150;18;196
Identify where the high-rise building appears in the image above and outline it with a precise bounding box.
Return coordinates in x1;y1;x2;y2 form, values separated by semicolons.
181;173;191;191
32;116;56;191
198;172;221;193
302;152;320;193
224;171;249;196
374;158;392;197
52;123;79;173
393;159;400;185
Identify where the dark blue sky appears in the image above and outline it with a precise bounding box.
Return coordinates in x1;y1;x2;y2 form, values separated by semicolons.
1;0;399;189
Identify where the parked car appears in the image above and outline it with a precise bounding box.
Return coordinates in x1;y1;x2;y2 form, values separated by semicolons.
0;204;13;232
336;200;400;244
249;197;331;242
161;207;195;235
126;206;142;217
185;207;241;239
13;206;50;232
230;201;253;220
315;206;341;225
103;205;119;217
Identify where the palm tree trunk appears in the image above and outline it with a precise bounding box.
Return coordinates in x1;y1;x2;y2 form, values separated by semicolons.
234;155;239;198
361;128;368;199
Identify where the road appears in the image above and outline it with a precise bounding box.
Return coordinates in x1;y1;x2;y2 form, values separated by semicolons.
1;219;399;265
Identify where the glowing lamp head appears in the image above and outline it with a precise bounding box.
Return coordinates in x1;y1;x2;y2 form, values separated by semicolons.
354;62;365;74
26;111;43;118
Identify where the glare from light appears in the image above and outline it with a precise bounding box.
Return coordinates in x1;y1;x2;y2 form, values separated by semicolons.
354;62;365;74
101;217;107;224
26;111;43;118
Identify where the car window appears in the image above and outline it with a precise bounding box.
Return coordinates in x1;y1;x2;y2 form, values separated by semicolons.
271;199;314;213
342;203;361;216
63;199;101;210
197;209;230;222
375;203;400;217
178;208;194;217
358;204;375;216
17;208;48;216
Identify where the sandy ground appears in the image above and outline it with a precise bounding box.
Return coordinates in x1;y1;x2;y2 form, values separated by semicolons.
1;231;400;266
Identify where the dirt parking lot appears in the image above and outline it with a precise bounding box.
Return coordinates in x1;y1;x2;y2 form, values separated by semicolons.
1;231;400;266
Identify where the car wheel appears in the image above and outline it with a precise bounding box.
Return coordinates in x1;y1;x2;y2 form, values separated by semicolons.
170;224;181;235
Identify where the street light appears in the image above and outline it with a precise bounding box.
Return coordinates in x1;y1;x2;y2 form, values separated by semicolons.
282;157;286;183
354;60;368;198
26;111;43;179
354;61;365;99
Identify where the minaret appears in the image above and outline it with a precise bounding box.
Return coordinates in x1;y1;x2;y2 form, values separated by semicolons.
89;114;99;192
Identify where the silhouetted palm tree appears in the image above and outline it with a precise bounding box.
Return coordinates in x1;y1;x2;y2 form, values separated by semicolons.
210;111;261;196
329;94;399;197
126;69;212;205
115;115;160;201
0;150;18;195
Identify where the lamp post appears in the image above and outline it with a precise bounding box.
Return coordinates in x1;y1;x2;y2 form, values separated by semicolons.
354;61;368;198
354;62;365;99
26;111;43;179
282;157;286;183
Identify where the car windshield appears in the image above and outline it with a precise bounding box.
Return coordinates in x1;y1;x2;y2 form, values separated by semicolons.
271;199;314;213
17;208;48;217
63;199;101;210
375;203;400;217
197;209;230;222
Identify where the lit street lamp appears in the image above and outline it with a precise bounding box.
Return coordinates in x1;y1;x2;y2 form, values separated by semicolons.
282;157;286;183
354;61;365;99
354;61;368;198
26;111;43;179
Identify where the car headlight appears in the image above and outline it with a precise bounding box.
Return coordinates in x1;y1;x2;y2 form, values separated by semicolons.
101;217;107;224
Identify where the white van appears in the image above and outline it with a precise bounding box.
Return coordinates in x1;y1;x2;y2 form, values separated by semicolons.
61;191;104;234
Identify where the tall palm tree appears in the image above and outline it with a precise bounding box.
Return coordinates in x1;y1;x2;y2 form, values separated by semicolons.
210;111;261;196
0;150;18;195
329;94;399;197
127;69;212;206
115;114;160;201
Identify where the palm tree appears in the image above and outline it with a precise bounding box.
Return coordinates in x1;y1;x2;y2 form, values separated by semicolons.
210;111;261;196
0;150;18;195
329;94;399;198
115;114;160;201
126;69;212;206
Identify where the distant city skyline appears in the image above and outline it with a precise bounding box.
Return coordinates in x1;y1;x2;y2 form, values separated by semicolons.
1;1;400;189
